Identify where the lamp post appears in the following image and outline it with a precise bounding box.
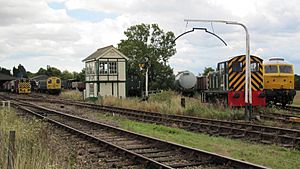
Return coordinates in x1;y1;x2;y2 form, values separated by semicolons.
183;19;252;119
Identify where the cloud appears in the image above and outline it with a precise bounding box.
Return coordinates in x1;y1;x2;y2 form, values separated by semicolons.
0;0;300;75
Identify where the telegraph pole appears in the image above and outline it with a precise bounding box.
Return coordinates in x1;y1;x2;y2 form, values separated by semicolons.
183;19;252;119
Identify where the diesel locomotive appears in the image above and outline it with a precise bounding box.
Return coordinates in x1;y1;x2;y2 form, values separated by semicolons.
38;76;62;94
263;58;296;106
198;55;266;107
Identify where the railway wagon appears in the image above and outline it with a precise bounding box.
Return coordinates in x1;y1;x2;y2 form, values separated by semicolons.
71;81;85;91
263;58;296;106
200;55;266;107
38;76;61;94
127;73;142;97
2;81;12;92
196;76;208;91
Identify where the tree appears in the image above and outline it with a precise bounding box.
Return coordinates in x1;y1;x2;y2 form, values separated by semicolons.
36;68;47;76
74;69;85;82
46;66;61;77
118;23;176;90
13;64;28;78
202;67;215;76
0;67;11;76
61;70;74;80
27;71;35;78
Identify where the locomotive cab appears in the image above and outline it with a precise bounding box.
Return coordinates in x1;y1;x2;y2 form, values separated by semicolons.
263;58;296;105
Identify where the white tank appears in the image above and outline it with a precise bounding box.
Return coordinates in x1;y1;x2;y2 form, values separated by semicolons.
174;70;197;92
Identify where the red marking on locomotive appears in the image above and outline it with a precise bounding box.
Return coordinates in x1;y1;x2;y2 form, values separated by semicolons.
228;90;266;107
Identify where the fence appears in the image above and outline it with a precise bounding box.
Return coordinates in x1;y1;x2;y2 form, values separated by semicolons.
0;130;16;169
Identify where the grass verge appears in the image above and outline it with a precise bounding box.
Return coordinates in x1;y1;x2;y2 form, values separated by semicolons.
0;108;71;169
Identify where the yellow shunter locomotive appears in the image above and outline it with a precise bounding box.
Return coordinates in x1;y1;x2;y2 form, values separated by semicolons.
263;58;296;106
17;79;31;94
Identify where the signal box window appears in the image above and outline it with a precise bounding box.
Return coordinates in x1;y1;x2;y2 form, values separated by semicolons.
109;62;117;74
232;62;243;72
99;62;108;74
251;62;259;72
265;65;278;73
86;62;95;74
100;62;117;74
279;65;293;73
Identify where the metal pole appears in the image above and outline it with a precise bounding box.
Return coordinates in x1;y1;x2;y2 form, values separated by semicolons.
226;22;252;105
145;67;149;97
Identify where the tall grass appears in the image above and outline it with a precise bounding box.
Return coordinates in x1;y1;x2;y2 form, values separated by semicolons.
60;90;83;101
100;91;244;120
0;108;70;169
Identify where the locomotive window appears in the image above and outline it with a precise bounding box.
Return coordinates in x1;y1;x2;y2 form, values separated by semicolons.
280;65;293;73
250;62;259;72
56;79;60;84
265;65;278;73
232;61;243;72
48;79;52;84
218;62;225;71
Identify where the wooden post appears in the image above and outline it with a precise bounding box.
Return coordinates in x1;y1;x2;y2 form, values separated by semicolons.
181;98;186;108
7;131;16;169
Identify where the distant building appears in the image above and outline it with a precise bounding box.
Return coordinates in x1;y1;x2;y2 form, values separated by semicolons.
0;73;16;90
82;45;128;98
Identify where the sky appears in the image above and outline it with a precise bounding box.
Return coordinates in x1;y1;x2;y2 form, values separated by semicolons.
1;0;300;75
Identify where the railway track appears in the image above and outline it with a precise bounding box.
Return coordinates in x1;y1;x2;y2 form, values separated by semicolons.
4;98;268;169
258;112;300;124
285;105;300;114
257;105;300;123
6;95;300;150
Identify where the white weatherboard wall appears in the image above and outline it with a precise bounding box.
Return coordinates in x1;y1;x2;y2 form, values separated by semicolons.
83;46;128;99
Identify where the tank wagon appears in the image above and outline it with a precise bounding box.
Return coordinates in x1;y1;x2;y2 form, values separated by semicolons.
174;70;197;96
198;55;266;107
263;58;296;106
